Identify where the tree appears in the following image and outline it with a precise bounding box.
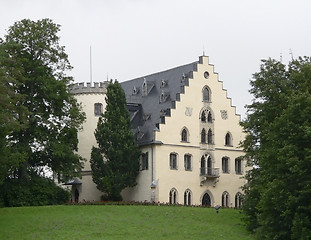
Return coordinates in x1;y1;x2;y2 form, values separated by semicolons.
241;57;311;239
90;80;140;201
0;19;85;183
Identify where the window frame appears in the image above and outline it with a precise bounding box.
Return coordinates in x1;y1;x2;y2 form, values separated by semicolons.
235;158;242;174
94;103;103;116
169;188;178;204
222;157;229;173
184;189;192;206
225;132;233;146
169;153;178;170
222;191;230;207
202;86;211;102
140;152;149;171
184;154;192;171
181;128;188;142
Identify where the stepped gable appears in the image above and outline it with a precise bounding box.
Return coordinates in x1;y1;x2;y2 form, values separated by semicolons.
69;82;108;95
120;61;197;145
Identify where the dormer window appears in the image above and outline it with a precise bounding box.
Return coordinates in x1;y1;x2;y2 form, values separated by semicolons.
160;80;167;88
132;86;139;95
142;78;147;96
160;91;168;103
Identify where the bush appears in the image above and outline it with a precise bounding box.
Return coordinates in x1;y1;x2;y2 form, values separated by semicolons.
0;174;70;207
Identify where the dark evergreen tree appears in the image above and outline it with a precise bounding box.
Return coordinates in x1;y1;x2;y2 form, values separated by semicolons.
90;80;140;201
0;19;85;183
241;57;311;239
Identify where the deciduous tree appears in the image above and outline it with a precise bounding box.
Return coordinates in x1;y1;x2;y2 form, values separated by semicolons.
241;57;311;239
0;19;85;183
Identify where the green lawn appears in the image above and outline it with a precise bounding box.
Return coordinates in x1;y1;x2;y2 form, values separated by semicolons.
0;205;253;240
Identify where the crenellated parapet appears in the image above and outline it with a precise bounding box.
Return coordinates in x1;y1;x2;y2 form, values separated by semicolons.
69;82;108;95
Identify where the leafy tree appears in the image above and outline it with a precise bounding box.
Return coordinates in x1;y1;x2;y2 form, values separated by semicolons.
0;19;85;183
241;57;311;239
90;80;140;201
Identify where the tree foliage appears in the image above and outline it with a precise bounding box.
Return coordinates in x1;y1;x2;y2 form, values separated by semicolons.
0;19;85;184
241;57;311;239
90;80;140;201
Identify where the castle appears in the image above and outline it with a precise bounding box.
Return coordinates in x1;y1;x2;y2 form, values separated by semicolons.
68;56;246;207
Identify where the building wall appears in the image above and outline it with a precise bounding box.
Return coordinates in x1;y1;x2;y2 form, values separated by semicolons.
70;83;107;201
138;56;245;206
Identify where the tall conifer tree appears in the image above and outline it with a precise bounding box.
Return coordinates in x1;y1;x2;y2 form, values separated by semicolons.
90;80;140;201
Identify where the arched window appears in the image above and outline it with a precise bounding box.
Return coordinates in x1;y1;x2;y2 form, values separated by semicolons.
201;128;206;143
169;188;178;204
207;129;213;144
222;191;230;207
200;108;213;123
202;86;211;102
225;132;232;146
184;189;192;205
181;128;188;142
200;154;213;176
207;111;213;123
201;111;206;122
235;192;243;208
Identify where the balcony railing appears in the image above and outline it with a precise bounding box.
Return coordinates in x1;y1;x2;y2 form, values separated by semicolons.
200;167;220;178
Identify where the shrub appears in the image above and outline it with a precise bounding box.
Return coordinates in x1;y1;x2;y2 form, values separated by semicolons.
0;174;70;207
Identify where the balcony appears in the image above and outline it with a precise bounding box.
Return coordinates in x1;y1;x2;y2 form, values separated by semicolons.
200;167;220;178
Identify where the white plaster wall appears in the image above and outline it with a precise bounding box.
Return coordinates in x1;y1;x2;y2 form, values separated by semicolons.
74;92;106;201
153;56;246;206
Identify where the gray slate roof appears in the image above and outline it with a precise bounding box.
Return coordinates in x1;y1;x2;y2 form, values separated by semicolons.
120;61;197;145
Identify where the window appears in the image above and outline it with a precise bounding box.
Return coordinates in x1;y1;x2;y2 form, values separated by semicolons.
207;111;213;123
200;154;212;176
204;71;209;79
201;111;206;122
184;154;192;171
235;192;243;208
201;109;213;123
201;128;206;143
203;86;210;102
222;157;229;173
225;132;232;146
235;158;242;174
207;129;213;144
184;189;192;205
142;78;147;96
181;128;188;142
94;103;103;116
169;188;177;204
222;191;230;207
140;152;149;170
170;153;178;170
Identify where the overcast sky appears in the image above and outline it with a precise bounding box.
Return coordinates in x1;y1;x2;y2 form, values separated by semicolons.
1;0;311;118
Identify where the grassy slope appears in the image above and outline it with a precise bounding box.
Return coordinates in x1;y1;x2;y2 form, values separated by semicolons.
0;205;253;240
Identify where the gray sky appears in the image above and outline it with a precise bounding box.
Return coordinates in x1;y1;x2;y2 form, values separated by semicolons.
1;0;311;118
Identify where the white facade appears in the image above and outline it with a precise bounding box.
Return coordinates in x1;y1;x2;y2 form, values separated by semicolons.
71;56;246;207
